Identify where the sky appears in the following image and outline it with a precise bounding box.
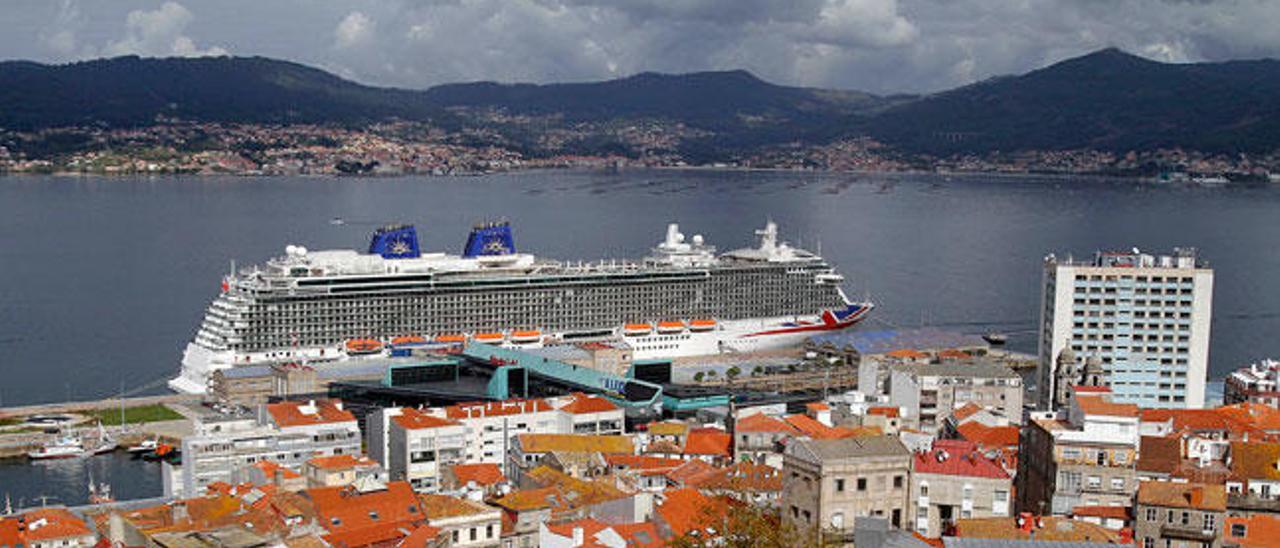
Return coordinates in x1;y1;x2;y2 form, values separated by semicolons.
4;0;1279;94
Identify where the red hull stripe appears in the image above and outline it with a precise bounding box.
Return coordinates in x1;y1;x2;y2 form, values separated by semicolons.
741;308;870;338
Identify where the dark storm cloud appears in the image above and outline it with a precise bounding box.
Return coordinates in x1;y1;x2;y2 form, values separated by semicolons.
6;0;1280;94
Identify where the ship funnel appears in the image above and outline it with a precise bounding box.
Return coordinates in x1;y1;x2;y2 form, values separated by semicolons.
368;225;421;259
463;221;516;257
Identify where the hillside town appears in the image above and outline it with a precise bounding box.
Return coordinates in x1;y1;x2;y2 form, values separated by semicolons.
4;121;1280;181
0;246;1278;547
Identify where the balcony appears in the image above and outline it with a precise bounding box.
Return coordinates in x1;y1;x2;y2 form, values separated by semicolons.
1160;524;1215;542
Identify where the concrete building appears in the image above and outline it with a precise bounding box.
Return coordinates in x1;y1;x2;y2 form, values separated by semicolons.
1134;482;1225;548
781;435;912;535
887;359;1023;432
1225;359;1280;407
370;407;468;492
1017;386;1140;515
909;439;1013;538
164;399;361;497
1038;248;1214;409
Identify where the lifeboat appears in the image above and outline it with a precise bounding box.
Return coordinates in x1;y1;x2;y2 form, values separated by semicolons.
689;319;717;332
345;338;383;355
656;321;686;334
434;334;466;344
391;335;428;346
473;332;505;343
510;330;541;343
623;323;652;336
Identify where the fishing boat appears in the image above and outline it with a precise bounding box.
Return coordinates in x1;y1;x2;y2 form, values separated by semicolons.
983;331;1008;345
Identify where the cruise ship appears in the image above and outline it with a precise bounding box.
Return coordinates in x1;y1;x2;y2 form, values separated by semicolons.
170;221;872;394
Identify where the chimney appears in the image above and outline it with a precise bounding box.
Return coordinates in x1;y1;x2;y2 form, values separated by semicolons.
573;526;585;546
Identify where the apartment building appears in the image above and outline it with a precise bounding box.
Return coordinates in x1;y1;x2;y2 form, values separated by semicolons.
781;435;912;535
1039;248;1214;409
909;439;1013;538
1134;482;1225;548
887;359;1023;432
165;399;361;497
1017;386;1140;515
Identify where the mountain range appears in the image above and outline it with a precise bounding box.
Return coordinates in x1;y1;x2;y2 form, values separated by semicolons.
2;48;1279;155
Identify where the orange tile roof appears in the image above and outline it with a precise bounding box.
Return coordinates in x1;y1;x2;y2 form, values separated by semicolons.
267;400;356;428
308;454;377;471
953;516;1123;543
683;428;732;457
1075;395;1139;418
1229;441;1280;482
612;521;664;547
937;349;971;360
868;406;902;418
886;348;928;359
605;454;686;471
518;433;634;454
695;461;783;493
783;414;859;439
805;402;830;412
522;466;629;506
1219;403;1280;432
399;523;442;546
950;402;984;421
445;399;552;419
1136;482;1226;511
1226;514;1280;548
545;518;612;542
735;413;797;433
665;459;720;486
645;421;690;436
559;394;620;414
1071;505;1131;521
449;463;506;486
1137;436;1183;475
955;422;1020;448
307;482;425;534
391;407;461;430
491;486;566;512
254;460;302;479
417;494;493;519
0;509;93;545
657;488;730;538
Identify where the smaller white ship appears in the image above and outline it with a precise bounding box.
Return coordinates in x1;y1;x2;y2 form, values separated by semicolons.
27;436;85;460
126;437;159;454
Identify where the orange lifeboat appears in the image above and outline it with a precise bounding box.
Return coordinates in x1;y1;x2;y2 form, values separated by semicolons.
434;334;466;344
623;323;652;336
473;332;505;343
656;321;686;334
689;319;717;332
392;335;428;346
510;330;541;343
345;338;383;354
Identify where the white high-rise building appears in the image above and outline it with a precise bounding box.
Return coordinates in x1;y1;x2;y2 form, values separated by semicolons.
1038;248;1213;410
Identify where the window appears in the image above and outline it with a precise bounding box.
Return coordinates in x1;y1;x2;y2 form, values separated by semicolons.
1111;477;1125;490
471;528;478;541
1146;508;1157;521
894;475;904;488
487;524;494;538
920;483;929;496
836;479;845;492
857;478;867;491
1232;523;1248;537
1143;539;1154;548
1204;514;1216;531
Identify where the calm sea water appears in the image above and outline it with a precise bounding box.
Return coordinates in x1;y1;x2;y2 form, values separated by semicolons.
1;169;1279;501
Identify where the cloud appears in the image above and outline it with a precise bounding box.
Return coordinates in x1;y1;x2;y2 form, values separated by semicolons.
334;11;374;49
103;2;227;57
11;0;1280;93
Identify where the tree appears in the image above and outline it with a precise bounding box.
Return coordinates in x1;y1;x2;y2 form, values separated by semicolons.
693;372;705;383
726;366;741;380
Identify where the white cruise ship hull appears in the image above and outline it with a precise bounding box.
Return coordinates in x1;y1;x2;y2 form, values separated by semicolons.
170;305;871;394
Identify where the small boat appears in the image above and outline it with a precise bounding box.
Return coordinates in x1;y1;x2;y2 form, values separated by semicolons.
510;330;541;344
330;217;346;226
656;321;686;334
473;332;505;343
391;335;428;346
84;421;116;455
344;338;384;355
688;319;717;332
28;436;85;460
88;472;115;505
983;332;1008;345
623;323;652;336
127;438;159;454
